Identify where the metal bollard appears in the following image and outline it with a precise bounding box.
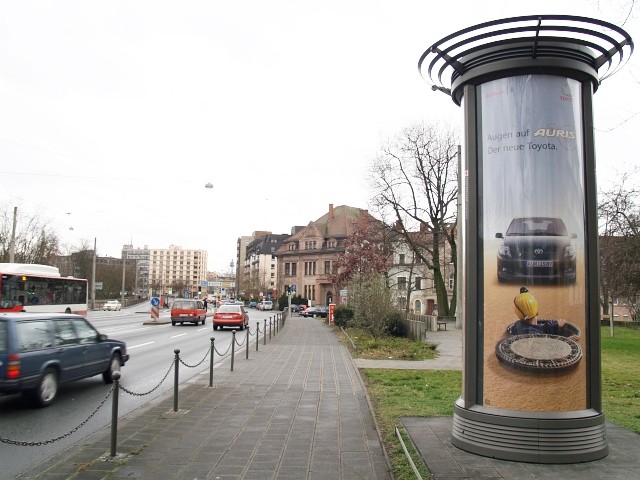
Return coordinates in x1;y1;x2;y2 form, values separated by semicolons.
256;322;260;351
174;349;180;412
263;319;267;345
110;371;121;457
246;328;249;359
269;317;272;339
209;337;215;387
231;331;235;371
276;315;279;334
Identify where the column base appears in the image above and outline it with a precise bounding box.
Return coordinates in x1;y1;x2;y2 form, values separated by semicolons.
451;399;608;463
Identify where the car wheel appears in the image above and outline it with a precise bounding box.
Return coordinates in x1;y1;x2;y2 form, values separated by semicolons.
103;354;121;384
172;321;176;326
239;323;244;331
29;367;58;407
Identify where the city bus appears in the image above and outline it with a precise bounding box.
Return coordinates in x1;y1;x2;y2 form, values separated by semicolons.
0;263;88;314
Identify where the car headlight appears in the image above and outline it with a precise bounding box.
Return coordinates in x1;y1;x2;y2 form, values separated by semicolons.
565;245;576;258
498;245;511;258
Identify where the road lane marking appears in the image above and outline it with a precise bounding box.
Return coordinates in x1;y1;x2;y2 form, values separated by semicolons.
170;333;188;338
129;341;155;349
102;327;148;335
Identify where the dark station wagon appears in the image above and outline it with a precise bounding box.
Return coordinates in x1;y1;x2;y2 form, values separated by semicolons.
0;313;129;407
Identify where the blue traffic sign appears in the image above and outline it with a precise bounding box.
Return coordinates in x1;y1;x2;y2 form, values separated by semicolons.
291;284;296;292
150;297;160;307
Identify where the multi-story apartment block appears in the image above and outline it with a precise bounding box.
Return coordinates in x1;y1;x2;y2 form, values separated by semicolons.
242;233;289;300
122;244;150;296
276;204;380;306
387;233;455;315
147;245;207;299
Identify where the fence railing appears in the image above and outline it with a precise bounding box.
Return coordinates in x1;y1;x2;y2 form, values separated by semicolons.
0;311;286;458
402;312;437;340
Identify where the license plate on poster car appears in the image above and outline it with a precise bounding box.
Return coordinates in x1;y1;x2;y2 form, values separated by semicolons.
526;260;553;267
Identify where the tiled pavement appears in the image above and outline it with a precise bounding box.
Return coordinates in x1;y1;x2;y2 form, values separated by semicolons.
15;316;640;480
17;317;391;480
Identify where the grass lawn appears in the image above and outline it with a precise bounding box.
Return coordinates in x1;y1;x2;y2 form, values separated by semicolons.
336;324;640;480
601;325;640;432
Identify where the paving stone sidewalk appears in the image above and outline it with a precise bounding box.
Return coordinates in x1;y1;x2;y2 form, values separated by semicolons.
17;317;392;480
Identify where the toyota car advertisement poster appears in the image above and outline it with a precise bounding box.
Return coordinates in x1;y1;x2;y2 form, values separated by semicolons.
479;75;587;412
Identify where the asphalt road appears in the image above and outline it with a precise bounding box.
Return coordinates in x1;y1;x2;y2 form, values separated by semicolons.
0;304;277;478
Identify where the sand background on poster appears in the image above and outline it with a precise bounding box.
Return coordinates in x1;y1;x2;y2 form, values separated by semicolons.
482;246;587;412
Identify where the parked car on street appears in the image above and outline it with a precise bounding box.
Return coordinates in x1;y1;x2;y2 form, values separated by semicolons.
213;304;249;330
248;301;257;308
257;300;273;311
300;306;323;318
103;300;122;311
496;216;577;284
0;313;129;407
170;299;207;326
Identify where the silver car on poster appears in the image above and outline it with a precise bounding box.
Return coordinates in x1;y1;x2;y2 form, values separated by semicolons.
496;217;577;284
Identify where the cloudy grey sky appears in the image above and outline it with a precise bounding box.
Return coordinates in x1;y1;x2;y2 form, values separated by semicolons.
1;0;637;272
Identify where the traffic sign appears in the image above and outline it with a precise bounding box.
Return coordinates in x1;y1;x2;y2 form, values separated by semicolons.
151;297;160;307
291;284;296;292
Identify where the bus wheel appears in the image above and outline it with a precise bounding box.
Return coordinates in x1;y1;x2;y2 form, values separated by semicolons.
65;308;71;314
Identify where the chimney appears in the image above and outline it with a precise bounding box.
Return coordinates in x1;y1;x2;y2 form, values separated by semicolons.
329;204;334;219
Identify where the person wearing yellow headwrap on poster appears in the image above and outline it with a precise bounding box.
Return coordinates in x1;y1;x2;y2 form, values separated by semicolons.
511;287;565;336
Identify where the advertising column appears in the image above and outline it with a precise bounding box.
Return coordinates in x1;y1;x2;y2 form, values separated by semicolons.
481;75;586;411
418;14;633;463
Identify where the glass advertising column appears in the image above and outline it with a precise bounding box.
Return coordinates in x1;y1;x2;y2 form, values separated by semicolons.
419;16;633;463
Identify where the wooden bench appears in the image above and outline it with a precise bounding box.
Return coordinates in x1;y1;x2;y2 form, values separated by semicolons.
437;321;447;331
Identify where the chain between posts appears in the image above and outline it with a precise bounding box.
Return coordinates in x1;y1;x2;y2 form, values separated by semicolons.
1;317;285;449
120;358;176;396
179;346;212;368
0;385;114;447
214;342;232;356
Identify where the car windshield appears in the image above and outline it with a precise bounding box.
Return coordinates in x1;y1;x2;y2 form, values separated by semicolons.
506;218;568;237
106;301;117;305
173;301;195;309
217;305;241;313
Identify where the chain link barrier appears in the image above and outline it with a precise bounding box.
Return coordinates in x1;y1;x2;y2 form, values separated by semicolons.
2;316;284;449
214;342;232;356
119;358;176;397
0;385;114;447
178;346;212;368
234;333;247;347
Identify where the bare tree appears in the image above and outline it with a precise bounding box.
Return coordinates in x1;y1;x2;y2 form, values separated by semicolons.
598;171;640;320
369;122;459;317
0;205;61;264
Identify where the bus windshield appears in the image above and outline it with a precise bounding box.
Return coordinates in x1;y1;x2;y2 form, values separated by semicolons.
0;263;88;314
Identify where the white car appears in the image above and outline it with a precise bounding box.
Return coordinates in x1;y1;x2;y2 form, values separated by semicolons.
103;300;122;311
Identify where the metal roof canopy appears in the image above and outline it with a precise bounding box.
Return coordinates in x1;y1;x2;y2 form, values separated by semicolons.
418;15;634;105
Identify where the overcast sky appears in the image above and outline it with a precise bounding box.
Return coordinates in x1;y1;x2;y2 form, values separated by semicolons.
1;0;637;273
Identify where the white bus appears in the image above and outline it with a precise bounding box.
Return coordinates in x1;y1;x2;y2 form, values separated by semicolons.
0;263;88;314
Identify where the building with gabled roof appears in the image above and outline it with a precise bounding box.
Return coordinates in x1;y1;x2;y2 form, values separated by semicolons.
276;204;381;306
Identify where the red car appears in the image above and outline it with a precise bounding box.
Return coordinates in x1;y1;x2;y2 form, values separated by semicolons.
213;304;249;330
